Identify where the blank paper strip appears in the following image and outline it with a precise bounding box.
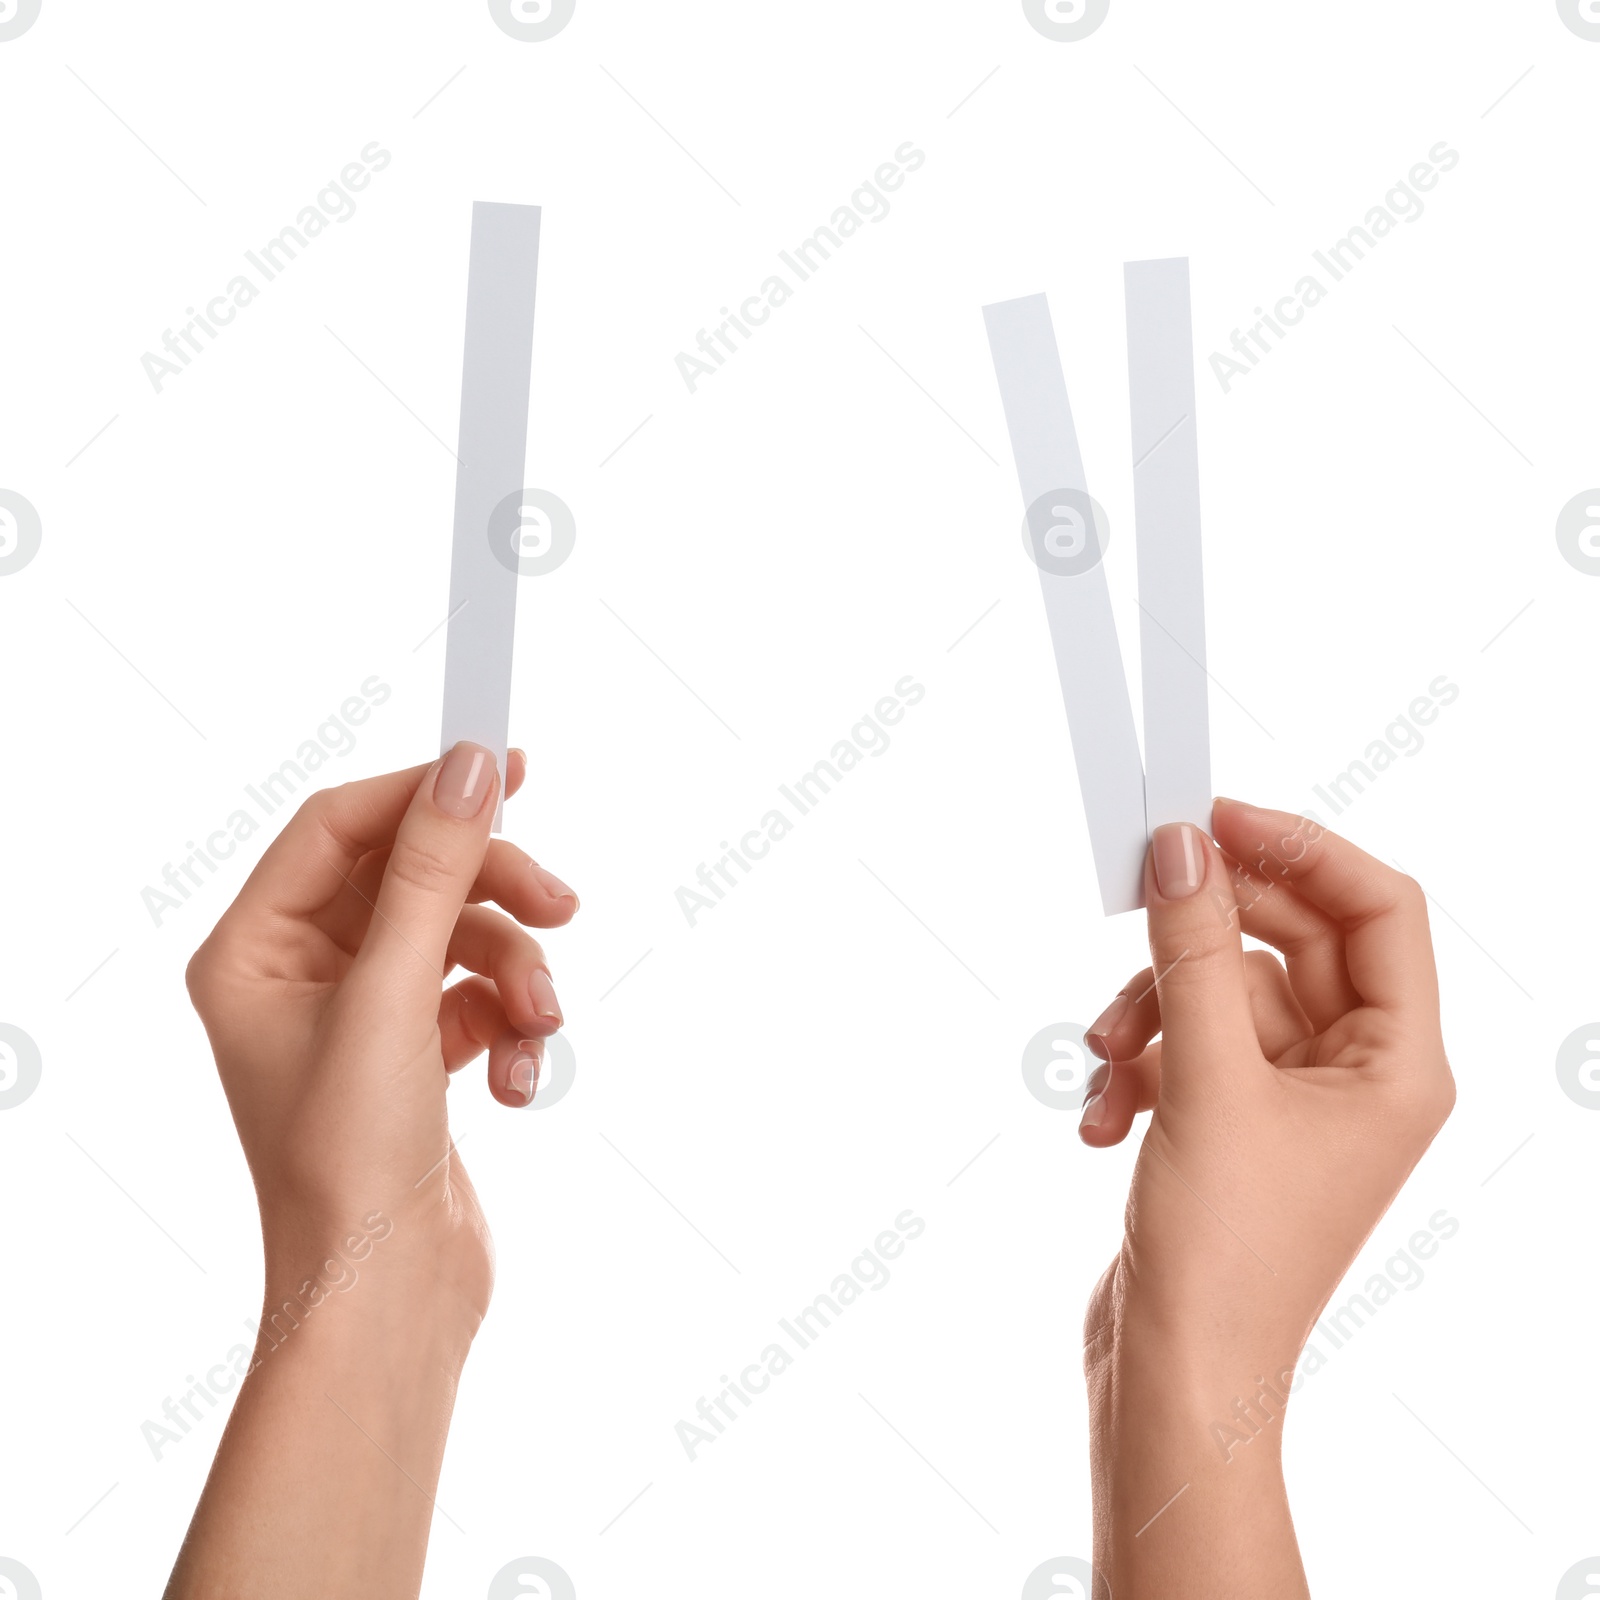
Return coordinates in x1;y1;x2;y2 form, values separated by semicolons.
440;201;543;831
1125;257;1211;837
983;292;1147;915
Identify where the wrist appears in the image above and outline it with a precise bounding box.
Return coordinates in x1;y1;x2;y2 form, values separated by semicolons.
1086;1249;1307;1417
258;1211;485;1370
1084;1257;1307;1598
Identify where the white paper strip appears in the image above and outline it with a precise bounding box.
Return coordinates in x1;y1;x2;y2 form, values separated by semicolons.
983;293;1148;915
1125;258;1211;836
440;201;543;831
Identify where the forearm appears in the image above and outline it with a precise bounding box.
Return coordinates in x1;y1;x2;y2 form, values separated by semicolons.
1086;1307;1308;1598
165;1262;473;1599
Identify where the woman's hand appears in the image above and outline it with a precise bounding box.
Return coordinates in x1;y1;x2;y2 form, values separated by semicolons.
1079;799;1454;1598
168;745;578;1598
185;743;577;1325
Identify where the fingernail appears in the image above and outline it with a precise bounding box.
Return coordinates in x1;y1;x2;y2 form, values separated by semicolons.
1084;1061;1111;1101
1079;1094;1107;1130
434;742;496;819
1085;995;1129;1059
1152;822;1205;899
528;968;562;1024
532;861;578;907
509;1039;544;1104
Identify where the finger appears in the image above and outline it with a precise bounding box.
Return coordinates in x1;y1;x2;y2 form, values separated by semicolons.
1079;1044;1161;1146
228;746;528;934
324;836;579;955
467;839;580;928
445;905;562;1037
225;762;434;925
1084;948;1306;1093
1223;852;1361;1030
1084;969;1162;1064
505;747;528;799
438;975;507;1073
488;1025;544;1108
1144;821;1259;1067
1211;799;1438;1019
1242;949;1314;1060
353;742;501;988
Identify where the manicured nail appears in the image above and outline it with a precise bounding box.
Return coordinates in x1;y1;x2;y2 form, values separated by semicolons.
509;1039;544;1104
1085;995;1129;1059
532;861;578;907
434;742;496;819
1079;1094;1107;1130
528;968;562;1024
1152;822;1205;899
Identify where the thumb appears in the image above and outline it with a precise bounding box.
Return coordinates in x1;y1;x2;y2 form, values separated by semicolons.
1144;820;1258;1066
355;741;500;990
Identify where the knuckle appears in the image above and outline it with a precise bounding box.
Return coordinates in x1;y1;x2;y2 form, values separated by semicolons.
1393;873;1427;913
1414;1060;1456;1130
184;926;243;1011
305;783;363;852
1146;925;1191;977
387;837;461;896
1148;909;1237;982
1365;1032;1454;1136
183;943;214;1004
1147;931;1226;991
297;785;338;827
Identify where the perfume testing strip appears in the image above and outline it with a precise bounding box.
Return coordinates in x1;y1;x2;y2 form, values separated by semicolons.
1125;257;1211;836
982;292;1148;916
440;200;543;831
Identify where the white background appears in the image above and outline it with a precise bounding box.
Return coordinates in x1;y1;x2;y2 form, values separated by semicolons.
2;2;1597;1595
